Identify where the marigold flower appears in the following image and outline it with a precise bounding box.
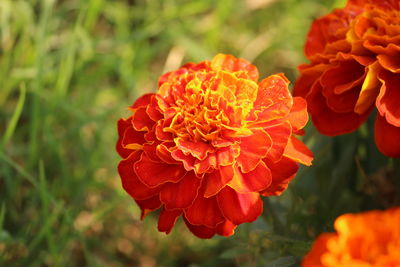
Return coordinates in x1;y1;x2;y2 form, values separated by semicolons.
116;54;313;238
294;0;400;157
302;207;400;267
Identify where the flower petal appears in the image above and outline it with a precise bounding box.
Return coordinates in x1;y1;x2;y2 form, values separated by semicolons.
184;193;224;228
374;114;400;157
116;118;136;158
376;71;400;127
175;138;214;160
284;136;313;166
204;165;234;198
286;97;309;132
160;172;201;209
118;151;162;200
265;121;292;162
184;218;216;239
261;156;299;196
132;106;155;131
158;209;182;234
211;53;259;81
228;161;272;193
237;129;272;173
131;93;153;109
135;195;162;220
216;220;236;237
217;187;263;225
134;153;186;188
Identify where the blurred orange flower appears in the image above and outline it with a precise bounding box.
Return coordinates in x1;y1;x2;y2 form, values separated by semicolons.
302;207;400;267
294;0;400;157
116;54;313;238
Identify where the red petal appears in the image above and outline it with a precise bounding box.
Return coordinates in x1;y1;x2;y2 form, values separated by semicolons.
156;143;179;164
286;97;309;132
217;187;263;225
171;149;195;172
204;165;234;198
131;93;153;109
265;121;292;163
135;195;161;220
160;172;201;209
216;220;236;237
261;156;299;196
184;218;216;239
116;118;135;158
228;161;272;193
158;209;182;234
377;71;400;127
216;145;240;166
176;138;214;160
184;193;224;228
307;81;371;135
284;136;313;166
118;151;162;200
374;114;400;158
193;154;217;174
237;129;272;173
132;107;154;131
134;153;186;187
122;126;145;150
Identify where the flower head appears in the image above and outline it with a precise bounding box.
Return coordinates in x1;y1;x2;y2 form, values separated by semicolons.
117;54;312;238
295;0;400;157
302;207;400;267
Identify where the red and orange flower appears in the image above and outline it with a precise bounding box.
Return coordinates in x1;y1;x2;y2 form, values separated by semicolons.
295;0;400;157
302;207;400;267
116;54;313;238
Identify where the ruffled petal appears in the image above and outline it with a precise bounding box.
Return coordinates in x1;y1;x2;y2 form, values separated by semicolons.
131;93;153;109
211;53;259;82
374;114;400;157
237;129;272;173
175;138;214;160
228;161;272;193
160;172;201;209
261;156;299;196
158;209;182;234
118;151;162;200
134;153;186;187
132;106;155;131
216;220;236;237
217;187;263;225
116;118;136;158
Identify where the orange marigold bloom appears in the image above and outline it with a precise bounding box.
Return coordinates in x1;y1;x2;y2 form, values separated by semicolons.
302;207;400;267
116;54;313;238
294;0;400;157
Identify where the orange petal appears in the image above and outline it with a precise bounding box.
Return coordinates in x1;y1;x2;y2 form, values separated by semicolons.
301;233;337;267
265;121;292;163
354;61;381;114
175;138;214;160
156;143;179;164
204;165;234;198
284;136;313;166
377;45;400;73
286;97;309;132
211;54;259;81
184;193;224;228
135;195;162;220
118;151;162;200
134;153;186;187
160;172;201;209
217;187;263;225
158;208;182;234
171;149;195;172
237;129;272;173
228;161;272;193
261;156;299;196
374;114;400;158
377;71;400;127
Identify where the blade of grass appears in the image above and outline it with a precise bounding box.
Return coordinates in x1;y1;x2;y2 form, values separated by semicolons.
2;83;26;146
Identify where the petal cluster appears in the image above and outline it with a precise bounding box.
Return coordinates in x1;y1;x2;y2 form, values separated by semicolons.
302;207;400;267
117;54;312;238
295;0;400;157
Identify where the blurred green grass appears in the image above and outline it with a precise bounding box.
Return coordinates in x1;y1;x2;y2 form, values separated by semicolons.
3;0;398;266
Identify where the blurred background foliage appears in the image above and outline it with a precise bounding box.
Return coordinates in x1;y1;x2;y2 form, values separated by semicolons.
1;0;399;266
